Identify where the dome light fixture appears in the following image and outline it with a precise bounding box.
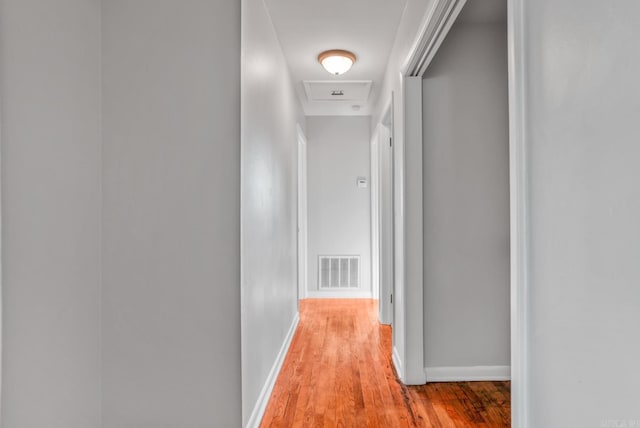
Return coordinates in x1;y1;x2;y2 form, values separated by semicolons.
318;49;356;76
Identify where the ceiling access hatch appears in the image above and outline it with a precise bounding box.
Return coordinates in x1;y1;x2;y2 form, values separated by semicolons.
302;80;372;103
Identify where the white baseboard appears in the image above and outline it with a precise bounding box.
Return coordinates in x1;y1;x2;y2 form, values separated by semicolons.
424;365;511;382
305;290;373;299
392;346;403;380
245;312;300;428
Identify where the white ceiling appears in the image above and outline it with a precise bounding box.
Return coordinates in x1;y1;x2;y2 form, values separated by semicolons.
264;0;409;116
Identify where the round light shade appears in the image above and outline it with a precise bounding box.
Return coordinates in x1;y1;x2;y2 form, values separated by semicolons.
318;50;356;75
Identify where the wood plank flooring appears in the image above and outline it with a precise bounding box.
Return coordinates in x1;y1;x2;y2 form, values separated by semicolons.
260;299;510;427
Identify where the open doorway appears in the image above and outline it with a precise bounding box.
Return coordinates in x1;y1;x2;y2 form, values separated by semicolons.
419;0;511;382
366;0;511;409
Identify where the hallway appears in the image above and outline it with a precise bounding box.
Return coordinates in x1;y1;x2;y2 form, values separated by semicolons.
261;300;510;427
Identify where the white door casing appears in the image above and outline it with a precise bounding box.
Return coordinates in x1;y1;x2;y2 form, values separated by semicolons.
297;125;309;301
370;128;380;302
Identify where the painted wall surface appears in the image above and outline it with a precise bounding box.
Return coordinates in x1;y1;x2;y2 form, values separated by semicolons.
306;116;371;295
101;1;241;426
519;1;640;425
241;0;305;424
0;1;102;427
421;22;510;368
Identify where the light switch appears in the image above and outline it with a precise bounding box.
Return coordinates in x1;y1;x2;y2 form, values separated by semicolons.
357;177;368;188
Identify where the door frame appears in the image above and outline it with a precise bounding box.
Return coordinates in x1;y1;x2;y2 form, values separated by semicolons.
370;127;380;302
506;0;528;425
388;0;470;386
398;0;527;424
0;87;3;417
296;124;309;301
373;98;395;326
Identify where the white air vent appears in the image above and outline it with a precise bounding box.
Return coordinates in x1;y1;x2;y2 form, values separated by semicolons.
319;255;360;289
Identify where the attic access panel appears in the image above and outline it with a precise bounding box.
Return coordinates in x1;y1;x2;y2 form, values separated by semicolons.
302;80;372;103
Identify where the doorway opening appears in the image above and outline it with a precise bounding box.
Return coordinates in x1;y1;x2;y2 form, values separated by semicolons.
419;0;511;385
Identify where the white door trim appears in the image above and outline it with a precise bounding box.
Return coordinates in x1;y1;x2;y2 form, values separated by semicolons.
400;76;426;385
402;0;468;76
507;0;529;426
391;0;468;387
0;81;3;418
296;124;309;300
370;128;380;302
376;98;394;326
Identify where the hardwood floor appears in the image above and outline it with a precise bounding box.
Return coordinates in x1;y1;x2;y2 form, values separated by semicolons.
260;299;510;427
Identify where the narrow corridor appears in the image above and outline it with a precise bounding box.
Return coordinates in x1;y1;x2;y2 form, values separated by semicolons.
261;299;510;427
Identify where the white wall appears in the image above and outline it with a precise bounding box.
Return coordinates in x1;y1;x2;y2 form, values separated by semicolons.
306;116;371;296
101;1;241;426
0;1;102;426
241;0;305;425
422;22;510;370
516;0;640;426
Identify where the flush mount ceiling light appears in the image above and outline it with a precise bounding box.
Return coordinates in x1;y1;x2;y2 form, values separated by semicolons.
318;49;356;75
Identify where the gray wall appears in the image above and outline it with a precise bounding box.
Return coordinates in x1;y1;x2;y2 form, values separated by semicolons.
306;116;372;296
241;0;304;424
422;22;510;368
520;0;640;425
0;1;102;426
101;1;241;426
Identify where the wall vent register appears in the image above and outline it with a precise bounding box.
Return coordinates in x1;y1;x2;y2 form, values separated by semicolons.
319;255;360;289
